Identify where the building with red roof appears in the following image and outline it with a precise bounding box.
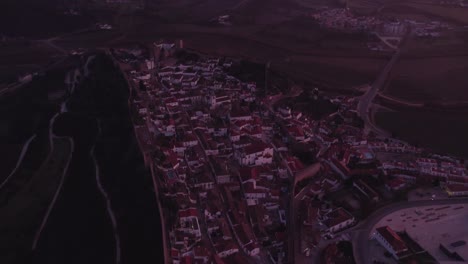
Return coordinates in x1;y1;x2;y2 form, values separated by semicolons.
236;142;274;166
177;208;202;238
373;226;409;260
385;178;406;191
445;184;468;197
353;179;380;203
320;207;355;233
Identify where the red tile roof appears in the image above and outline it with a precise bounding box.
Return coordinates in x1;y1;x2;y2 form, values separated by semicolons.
239;167;258;182
194;245;211;258
244;142;270;155
323;208;353;228
386;178;406;189
446;184;468;192
178;208;198;218
376;226;408;253
171;248;180;258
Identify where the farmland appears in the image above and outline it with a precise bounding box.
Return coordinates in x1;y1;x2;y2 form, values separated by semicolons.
375;110;468;158
382;3;468;25
384;55;468;102
0;136;72;264
1;0;390;94
0;42;61;83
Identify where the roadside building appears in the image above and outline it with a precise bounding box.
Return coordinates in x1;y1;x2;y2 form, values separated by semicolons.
373;226;409;260
320;207;355;234
353;179;380;203
445;184;468;197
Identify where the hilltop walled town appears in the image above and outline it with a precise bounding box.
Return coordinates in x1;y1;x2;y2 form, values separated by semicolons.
110;43;468;264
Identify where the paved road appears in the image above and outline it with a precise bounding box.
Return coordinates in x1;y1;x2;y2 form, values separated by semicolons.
32;137;74;250
377;92;424;107
92;120;121;264
357;26;411;137
375;33;401;50
357;48;401;137
288;163;322;264
0;134;37;191
37;39;68;55
351;198;468;264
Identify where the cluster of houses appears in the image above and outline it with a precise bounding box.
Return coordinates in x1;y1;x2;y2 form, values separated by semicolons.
312;8;382;33
117;42;468;263
312;7;454;53
266;93;468;254
381;157;468;195
123;43;317;264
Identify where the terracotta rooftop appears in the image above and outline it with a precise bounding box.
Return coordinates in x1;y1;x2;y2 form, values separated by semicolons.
322;208;353;228
376;226;408;253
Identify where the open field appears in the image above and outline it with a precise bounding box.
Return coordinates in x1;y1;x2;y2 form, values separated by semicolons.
377;5;437;23
272;62;369;92
384;55;468;102
383;3;468;25
0;137;72;264
55;29;123;49
0;42;61;83
154;0;241;23
229;0;307;25
349;0;468;25
256;16;383;53
293;0;343;8
32;54;164;263
0;144;24;180
375;110;468;158
402;30;468;58
0;0;95;38
348;0;385;14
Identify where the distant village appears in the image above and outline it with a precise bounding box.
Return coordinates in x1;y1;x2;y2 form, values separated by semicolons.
312;7;453;51
110;42;468;264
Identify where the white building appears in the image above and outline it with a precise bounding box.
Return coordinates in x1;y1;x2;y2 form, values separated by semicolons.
237;143;274;166
445;184;468;197
321;208;355;233
373;226;409;260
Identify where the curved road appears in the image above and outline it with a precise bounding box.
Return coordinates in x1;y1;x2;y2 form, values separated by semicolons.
357;25;411;137
0;134;37;191
357;48;401;137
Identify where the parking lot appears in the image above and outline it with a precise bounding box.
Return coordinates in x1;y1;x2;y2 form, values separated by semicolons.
407;186;448;201
370;204;468;262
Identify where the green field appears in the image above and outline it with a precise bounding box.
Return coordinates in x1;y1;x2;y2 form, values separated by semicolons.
393;3;468;25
